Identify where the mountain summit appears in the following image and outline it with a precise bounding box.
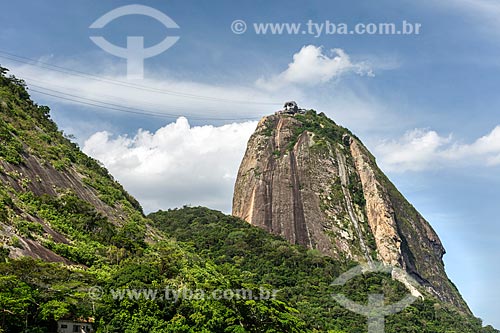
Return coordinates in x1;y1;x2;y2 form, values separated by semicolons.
232;110;469;312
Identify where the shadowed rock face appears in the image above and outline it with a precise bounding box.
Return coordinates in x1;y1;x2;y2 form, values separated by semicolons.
232;112;470;313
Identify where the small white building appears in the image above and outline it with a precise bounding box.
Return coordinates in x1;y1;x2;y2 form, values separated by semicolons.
57;319;94;333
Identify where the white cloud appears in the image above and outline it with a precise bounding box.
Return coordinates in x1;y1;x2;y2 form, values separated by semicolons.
83;117;257;213
446;0;500;15
2;44;387;128
5;62;287;124
374;129;451;172
422;0;500;31
1;60;287;144
374;126;500;172
3;48;392;142
256;45;374;90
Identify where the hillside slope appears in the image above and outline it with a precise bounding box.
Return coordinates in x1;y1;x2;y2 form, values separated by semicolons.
0;66;149;266
150;206;496;333
0;66;496;333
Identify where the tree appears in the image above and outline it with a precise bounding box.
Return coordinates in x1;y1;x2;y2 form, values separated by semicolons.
39;300;70;321
0;275;34;331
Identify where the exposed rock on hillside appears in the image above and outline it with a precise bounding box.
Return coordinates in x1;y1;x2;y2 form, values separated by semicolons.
0;68;146;264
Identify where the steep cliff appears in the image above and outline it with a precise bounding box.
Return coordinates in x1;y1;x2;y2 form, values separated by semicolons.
0;66;147;265
233;110;469;312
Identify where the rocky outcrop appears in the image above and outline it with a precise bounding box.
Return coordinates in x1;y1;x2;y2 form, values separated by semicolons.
233;111;470;313
233;116;340;256
0;154;129;225
0;154;133;264
349;139;402;266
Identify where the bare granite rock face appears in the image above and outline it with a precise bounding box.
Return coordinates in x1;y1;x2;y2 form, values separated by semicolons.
0;155;129;225
232;111;470;313
0;153;137;264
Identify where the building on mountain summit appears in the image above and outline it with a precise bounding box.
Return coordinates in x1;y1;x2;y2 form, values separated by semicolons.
276;101;306;115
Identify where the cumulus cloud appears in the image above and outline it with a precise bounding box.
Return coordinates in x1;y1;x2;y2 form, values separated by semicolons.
83;117;257;213
257;45;374;90
374;126;500;172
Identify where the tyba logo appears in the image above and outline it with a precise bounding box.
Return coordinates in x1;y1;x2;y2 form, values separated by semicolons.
89;4;180;79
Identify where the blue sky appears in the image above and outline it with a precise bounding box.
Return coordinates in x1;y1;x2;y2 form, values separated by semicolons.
1;0;500;327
